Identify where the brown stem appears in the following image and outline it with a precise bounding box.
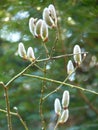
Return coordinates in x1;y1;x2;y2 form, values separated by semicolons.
23;74;98;96
37;52;88;62
39;84;46;130
54;121;59;130
0;82;12;130
39;94;45;130
17;112;28;130
4;86;12;130
43;42;50;58
5;60;36;88
0;108;28;130
39;63;47;130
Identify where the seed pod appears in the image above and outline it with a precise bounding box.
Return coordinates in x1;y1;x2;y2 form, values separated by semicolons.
67;60;74;75
54;98;61;116
59;109;69;123
34;19;43;38
43;7;54;28
62;91;70;109
73;45;82;64
18;42;27;59
29;17;37;37
40;20;48;42
48;4;57;27
27;47;35;61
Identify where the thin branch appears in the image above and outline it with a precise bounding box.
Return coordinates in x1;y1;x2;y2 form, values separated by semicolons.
50;36;58;57
23;74;98;98
0;108;17;116
17;112;28;130
43;52;86;100
1;82;12;130
4;53;87;88
0;82;5;86
39;61;47;130
54;121;59;130
37;52;88;62
34;64;45;72
43;42;50;58
39;85;46;130
5;60;36;88
4;86;12;130
0;108;28;130
43;68;76;100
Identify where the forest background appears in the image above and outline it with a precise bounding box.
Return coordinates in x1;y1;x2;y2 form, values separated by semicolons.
0;0;98;130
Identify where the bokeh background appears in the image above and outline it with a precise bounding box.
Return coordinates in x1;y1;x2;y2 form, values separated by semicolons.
0;0;98;130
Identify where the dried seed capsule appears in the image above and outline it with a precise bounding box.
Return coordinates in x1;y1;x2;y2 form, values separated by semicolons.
40;20;48;42
54;98;61;116
29;17;37;37
59;109;69;123
27;47;35;61
67;60;75;81
18;42;27;59
62;91;70;109
48;4;57;27
43;7;54;28
34;19;43;38
73;45;82;64
67;60;74;75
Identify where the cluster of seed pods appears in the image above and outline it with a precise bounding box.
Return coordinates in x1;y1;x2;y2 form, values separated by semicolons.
29;4;57;42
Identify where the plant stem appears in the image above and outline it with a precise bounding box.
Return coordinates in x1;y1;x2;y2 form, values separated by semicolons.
37;52;88;62
5;61;36;88
34;64;45;72
0;108;17;116
39;63;47;130
43;42;50;58
4;86;12;130
23;74;98;97
3;53;87;88
54;121;59;130
17;112;28;130
39;94;45;130
45;67;77;100
0;108;28;130
39;82;46;130
0;61;35;130
0;82;12;130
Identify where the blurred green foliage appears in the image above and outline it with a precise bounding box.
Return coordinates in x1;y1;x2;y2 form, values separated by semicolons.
0;0;98;130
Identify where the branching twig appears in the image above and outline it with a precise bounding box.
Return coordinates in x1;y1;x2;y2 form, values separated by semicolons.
39;52;87;100
5;60;36;88
0;108;28;130
37;52;88;62
0;108;17;116
0;82;12;130
2;53;87;89
34;64;45;72
0;61;36;130
23;74;98;98
4;87;12;130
